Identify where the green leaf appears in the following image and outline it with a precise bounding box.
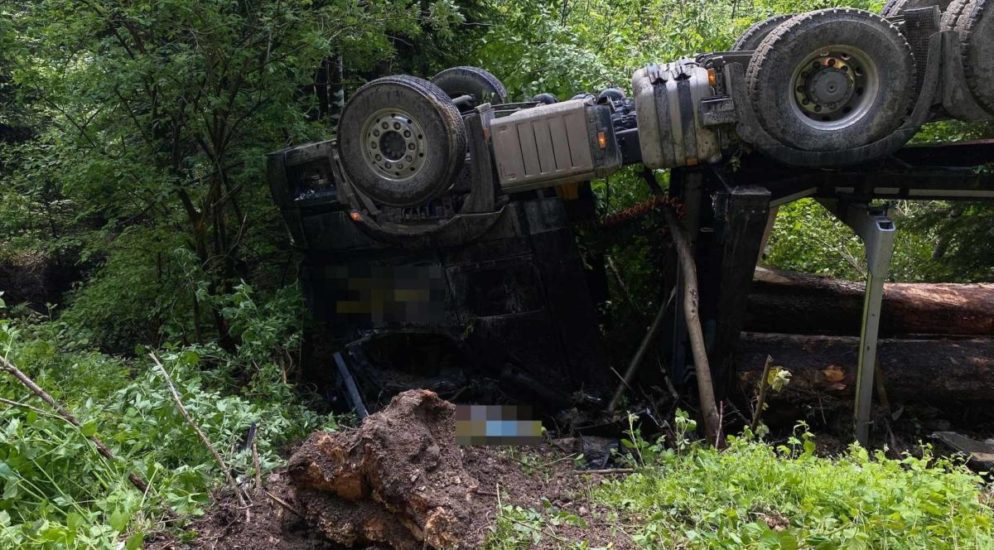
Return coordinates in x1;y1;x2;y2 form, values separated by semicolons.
81;421;98;437
125;532;145;550
3;481;20;500
108;507;131;532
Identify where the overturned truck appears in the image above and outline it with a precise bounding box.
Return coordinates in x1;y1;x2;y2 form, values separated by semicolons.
268;4;994;432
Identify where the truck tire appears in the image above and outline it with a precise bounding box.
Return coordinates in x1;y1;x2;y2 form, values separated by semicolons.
746;9;916;152
733;14;793;50
532;93;559;104
597;87;626;103
943;0;994;113
431;66;508;106
883;0;952;17
337;76;466;207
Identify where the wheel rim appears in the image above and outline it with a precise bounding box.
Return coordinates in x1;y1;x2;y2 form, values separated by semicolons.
789;45;878;131
360;108;428;182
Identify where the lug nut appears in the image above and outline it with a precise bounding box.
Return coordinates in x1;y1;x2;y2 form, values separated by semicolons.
404;130;411;138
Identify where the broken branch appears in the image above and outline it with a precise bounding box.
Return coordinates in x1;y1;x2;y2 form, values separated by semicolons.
662;205;723;447
150;353;248;506
750;355;774;431
0;355;149;493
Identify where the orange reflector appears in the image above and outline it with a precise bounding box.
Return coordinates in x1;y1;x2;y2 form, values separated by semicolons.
555;183;580;200
597;131;608;150
707;68;717;87
349;211;362;222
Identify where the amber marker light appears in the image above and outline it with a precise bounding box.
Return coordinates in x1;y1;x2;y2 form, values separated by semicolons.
350;211;362;222
708;68;717;87
597;131;608;150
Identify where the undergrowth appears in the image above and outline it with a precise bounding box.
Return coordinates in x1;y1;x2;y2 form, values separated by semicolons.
0;287;335;548
487;415;994;549
597;423;994;549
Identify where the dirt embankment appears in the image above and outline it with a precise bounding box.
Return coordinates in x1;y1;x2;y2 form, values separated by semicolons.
151;389;630;549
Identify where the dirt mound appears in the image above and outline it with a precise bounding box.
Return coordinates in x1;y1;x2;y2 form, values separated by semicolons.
287;389;491;549
150;389;633;549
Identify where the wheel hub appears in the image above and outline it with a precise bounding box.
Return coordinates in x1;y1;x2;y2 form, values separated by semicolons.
808;67;852;105
361;109;427;182
792;50;873;126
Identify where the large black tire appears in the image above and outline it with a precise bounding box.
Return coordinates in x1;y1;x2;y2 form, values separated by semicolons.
883;0;953;17
597;87;626;103
733;14;794;50
746;9;916;152
942;0;994;113
430;66;508;105
532;93;558;104
337;76;466;207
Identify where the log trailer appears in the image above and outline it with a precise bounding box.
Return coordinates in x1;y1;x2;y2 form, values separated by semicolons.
268;5;994;443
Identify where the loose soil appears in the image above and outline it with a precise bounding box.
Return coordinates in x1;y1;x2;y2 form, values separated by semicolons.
147;390;634;549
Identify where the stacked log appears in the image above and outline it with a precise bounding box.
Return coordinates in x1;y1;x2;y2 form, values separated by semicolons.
737;268;994;403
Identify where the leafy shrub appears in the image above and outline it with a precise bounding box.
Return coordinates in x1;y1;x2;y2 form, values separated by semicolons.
0;292;334;548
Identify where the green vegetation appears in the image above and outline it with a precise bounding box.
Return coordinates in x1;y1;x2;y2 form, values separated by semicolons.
599;430;994;548
486;419;994;549
0;289;335;547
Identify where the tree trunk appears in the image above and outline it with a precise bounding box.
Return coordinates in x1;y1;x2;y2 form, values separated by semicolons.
745;268;994;337
736;332;994;403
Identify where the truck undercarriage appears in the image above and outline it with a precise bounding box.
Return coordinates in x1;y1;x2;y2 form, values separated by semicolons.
267;2;994;443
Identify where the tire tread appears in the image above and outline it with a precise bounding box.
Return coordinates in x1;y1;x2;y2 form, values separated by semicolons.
746;8;916;151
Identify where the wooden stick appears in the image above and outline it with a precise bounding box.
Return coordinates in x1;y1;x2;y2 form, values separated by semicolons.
608;289;673;412
265;490;304;518
750;355;774;431
606;255;646;316
1;355;149;493
252;438;263;491
150;353;248;506
662;205;723;447
0;396;52;417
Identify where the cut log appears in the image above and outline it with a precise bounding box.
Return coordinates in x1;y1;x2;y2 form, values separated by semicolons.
736;332;994;403
746;268;994;337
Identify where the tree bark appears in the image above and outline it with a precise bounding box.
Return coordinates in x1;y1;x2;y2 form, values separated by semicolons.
746;268;994;337
663;205;723;447
736;332;994;403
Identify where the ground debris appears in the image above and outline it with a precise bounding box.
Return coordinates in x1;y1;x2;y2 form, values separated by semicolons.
931;431;994;468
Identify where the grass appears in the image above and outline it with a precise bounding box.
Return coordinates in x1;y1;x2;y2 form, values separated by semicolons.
595;429;994;549
486;416;994;549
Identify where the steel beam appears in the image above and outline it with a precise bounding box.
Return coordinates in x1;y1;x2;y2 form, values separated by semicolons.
822;201;896;445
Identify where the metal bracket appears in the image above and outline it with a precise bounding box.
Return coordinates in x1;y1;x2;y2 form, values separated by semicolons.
821;200;896;445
